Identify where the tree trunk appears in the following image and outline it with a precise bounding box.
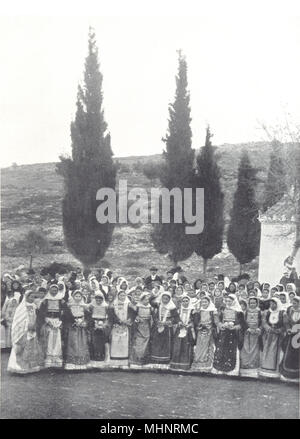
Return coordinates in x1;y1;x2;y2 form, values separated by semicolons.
239;263;243;275
203;259;208;277
29;254;33;270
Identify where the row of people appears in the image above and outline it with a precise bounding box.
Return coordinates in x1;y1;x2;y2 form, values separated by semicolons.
3;274;299;383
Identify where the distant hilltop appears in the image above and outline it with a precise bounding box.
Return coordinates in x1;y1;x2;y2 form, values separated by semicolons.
2;140;275;170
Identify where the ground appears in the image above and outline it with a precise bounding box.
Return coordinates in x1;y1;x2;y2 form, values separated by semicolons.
1;352;298;419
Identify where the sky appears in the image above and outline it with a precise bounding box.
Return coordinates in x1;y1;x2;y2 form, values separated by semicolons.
1;1;300;167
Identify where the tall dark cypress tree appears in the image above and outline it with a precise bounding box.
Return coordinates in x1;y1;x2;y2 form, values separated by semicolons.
263;139;286;212
151;50;195;266
57;27;116;268
193;126;224;275
227;150;261;272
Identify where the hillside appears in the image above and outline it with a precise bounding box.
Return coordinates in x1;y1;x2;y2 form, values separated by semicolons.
1;141;273;280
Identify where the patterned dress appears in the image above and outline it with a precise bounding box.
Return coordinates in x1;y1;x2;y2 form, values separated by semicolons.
279;306;300;382
258;310;284;379
64;303;91;370
191;309;217;372
240;308;262;378
130;304;153;367
212;308;244;376
37;299;67;368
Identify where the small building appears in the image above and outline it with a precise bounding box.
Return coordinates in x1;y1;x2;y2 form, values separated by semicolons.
258;195;300;284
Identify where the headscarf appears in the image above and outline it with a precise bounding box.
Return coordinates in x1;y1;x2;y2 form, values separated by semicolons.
157;291;176;322
199;294;217;312
90;291;108;315
227;294;242;312
279;292;290;311
113;289;131;321
286;283;296;293
89;276;100;292
44;284;65;301
178;295;194;325
117;277;129;292
11;290;36;345
69;289;86;306
269;297;283;313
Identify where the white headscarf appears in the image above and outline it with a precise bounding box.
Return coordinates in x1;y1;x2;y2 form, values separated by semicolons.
44;284;65;301
179;295;194;324
199;294;217;312
117;277;129;292
113;290;130;321
269;297;283;313
227;294;242;312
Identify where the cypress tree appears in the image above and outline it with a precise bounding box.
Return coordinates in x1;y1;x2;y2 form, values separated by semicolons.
263;139;286;212
193;126;224;276
227;150;261;273
151;50;195;266
57;27;116;269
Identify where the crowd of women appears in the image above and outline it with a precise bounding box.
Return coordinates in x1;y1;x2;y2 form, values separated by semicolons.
1;265;299;383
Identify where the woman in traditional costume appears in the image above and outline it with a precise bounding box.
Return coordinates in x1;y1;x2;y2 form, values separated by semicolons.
108;289;135;367
259;287;271;312
211;294;245;376
1;289;20;350
279;292;290;312
99;275;110;297
279;296;300;382
258;298;285;379
194;279;203;296
64;290;91;370
201;283;209;294
117;277;129;293
191;295;218;372
170;295;195;371
150;291;179;368
130;292;153;367
240;297;262;378
226;282;237;295
173;286;184;308
212;287;224;311
89;291;110;367
37;284;67;368
7;290;44;374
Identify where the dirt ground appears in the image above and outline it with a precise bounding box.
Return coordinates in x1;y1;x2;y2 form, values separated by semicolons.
0;352;298;419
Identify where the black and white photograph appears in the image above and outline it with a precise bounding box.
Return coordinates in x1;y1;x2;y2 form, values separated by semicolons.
0;0;299;424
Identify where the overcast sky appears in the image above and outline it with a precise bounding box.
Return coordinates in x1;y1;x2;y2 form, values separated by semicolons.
1;3;300;167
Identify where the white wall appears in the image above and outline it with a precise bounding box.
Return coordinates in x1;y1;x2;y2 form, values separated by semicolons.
258;221;300;285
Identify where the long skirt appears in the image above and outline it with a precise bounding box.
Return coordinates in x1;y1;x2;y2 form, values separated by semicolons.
191;329;215;372
40;318;63;368
65;325;91;370
7;332;44;374
258;331;282;379
211;329;240;376
240;330;261;378
150;325;172;369
90;327;109;368
1;322;12;349
279;333;299;382
130;319;151;366
109;324;129;367
170;328;193;371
